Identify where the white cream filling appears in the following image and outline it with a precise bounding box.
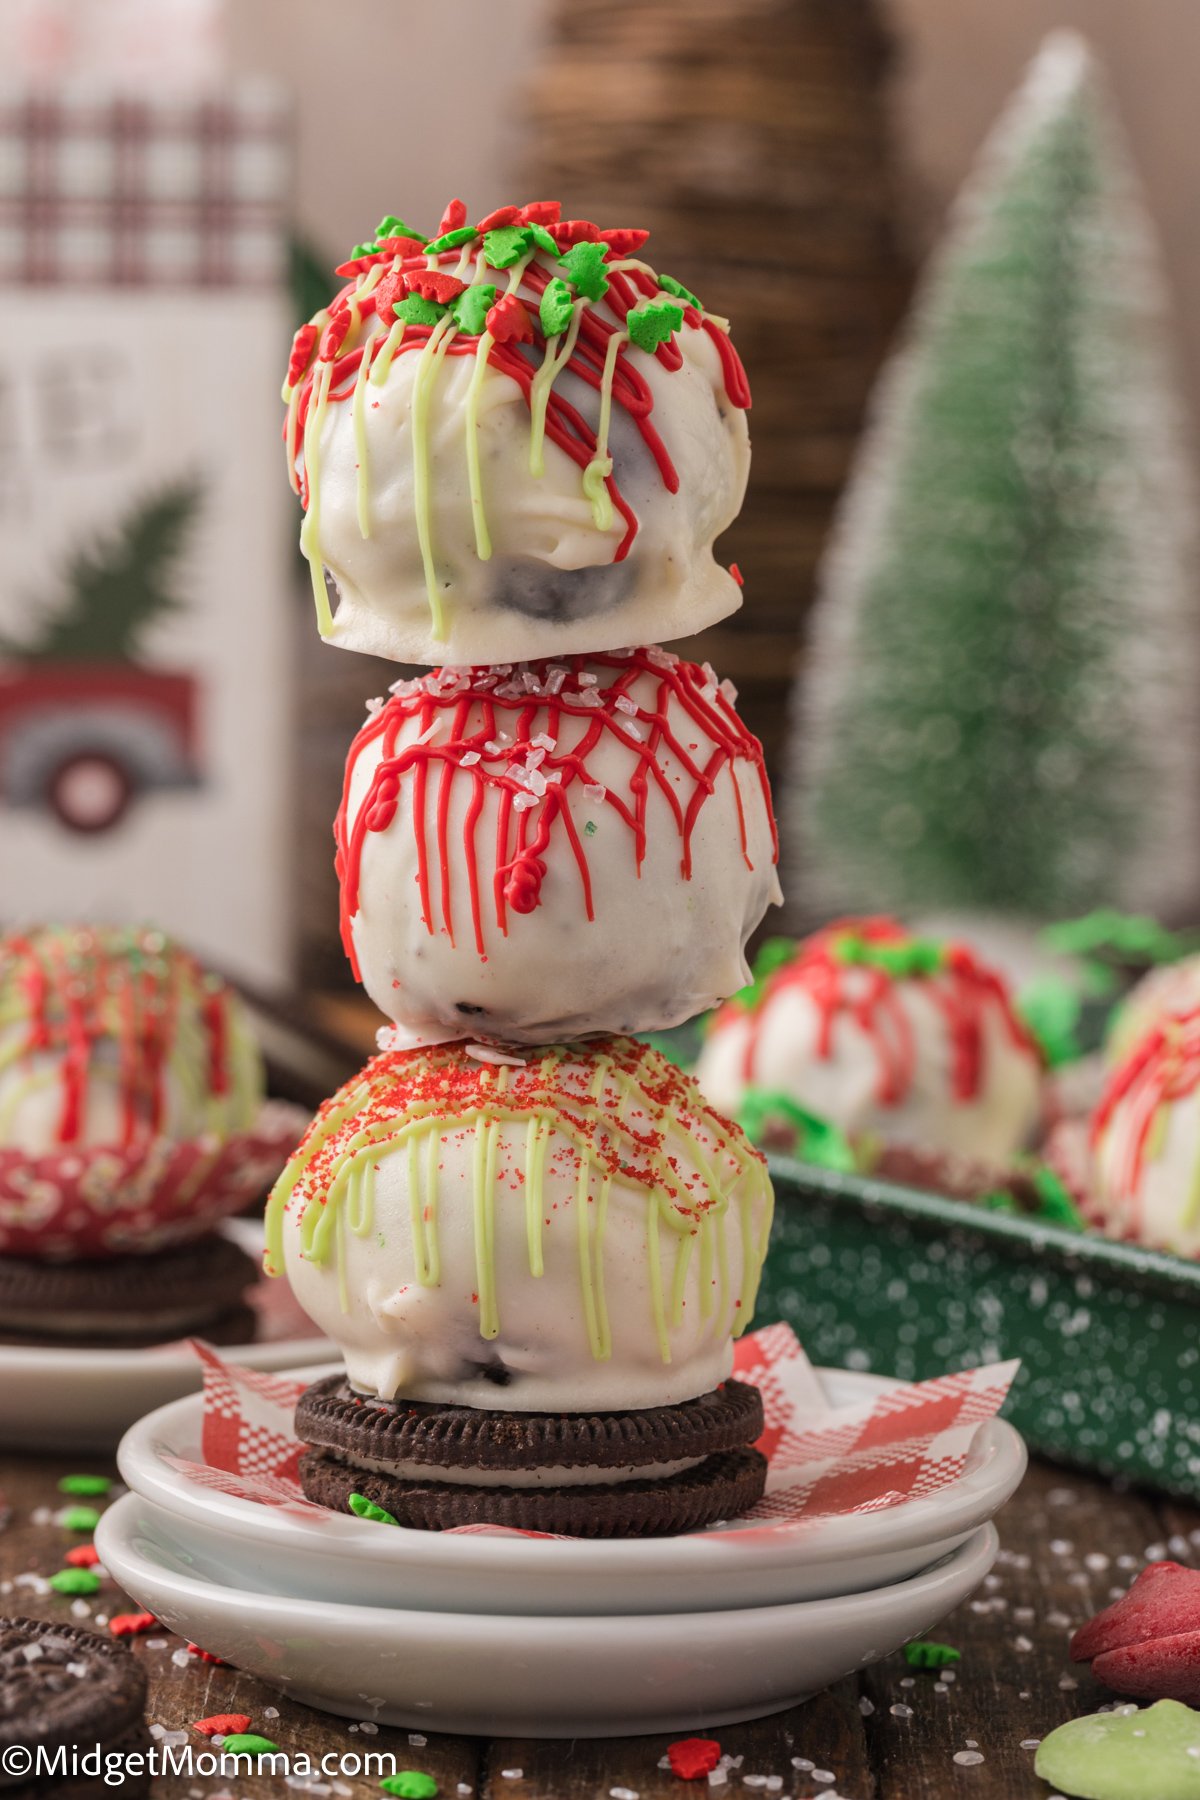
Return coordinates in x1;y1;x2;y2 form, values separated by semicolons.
323;1447;705;1490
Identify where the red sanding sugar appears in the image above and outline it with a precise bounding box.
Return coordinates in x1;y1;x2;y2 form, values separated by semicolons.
668;1738;722;1780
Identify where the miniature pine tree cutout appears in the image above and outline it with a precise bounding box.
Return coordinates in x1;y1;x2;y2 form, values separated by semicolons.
1;480;203;665
791;32;1200;924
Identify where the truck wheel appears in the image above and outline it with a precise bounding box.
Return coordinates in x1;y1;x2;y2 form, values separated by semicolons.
47;752;134;833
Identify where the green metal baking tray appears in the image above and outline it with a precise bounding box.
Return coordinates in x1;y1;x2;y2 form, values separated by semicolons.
758;1156;1200;1499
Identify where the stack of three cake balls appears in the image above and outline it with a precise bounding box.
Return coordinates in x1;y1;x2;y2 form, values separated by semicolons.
267;199;782;1534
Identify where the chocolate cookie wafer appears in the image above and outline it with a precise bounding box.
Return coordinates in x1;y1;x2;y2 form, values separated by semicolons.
0;1616;150;1797
0;1233;258;1349
296;1376;767;1537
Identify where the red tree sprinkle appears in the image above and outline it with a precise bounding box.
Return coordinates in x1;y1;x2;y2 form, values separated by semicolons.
192;1714;253;1738
108;1611;157;1637
667;1738;722;1780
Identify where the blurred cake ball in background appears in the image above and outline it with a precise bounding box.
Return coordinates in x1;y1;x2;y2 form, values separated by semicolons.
284;201;751;666
0;924;302;1270
0;925;262;1154
337;650;780;1048
694;917;1044;1166
1105;954;1200;1066
1089;1006;1200;1256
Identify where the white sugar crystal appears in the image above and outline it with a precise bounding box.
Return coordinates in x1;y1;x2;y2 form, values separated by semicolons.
890;1704;913;1718
512;791;537;811
458;1787;474;1797
620;717;646;741
791;1760;814;1773
20;1643;42;1662
501;1771;523;1781
953;1751;985;1767
69;1600;90;1619
357;1721;378;1734
145;1638;168;1650
742;1779;766;1790
614;694;638;715
610;1788;639;1799
1050;1539;1073;1556
707;1773;727;1790
576;687;602;706
460;750;481;766
583;782;607;802
1021;1739;1041;1749
940;1669;957;1683
579;671;599;685
171;1648;191;1667
66;1661;88;1678
858;1697;875;1716
415;721;440;745
532;733;556;751
1059;1676;1079;1691
365;695;384;717
765;1782;783;1794
31;1507;53;1525
159;1730;189;1746
811;1775;836;1787
1085;1552;1111;1572
1014;1635;1033;1652
408;1734;426;1747
1146;1543;1168;1561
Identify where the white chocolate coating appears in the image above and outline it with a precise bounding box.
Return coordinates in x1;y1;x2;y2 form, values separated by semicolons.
308;318;749;666
339;653;780;1047
269;1040;774;1411
694;931;1044;1165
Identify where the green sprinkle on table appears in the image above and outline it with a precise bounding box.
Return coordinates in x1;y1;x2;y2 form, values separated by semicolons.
49;1568;100;1596
903;1640;961;1669
381;1774;438;1799
220;1734;281;1755
349;1493;400;1527
60;1505;101;1533
58;1474;111;1496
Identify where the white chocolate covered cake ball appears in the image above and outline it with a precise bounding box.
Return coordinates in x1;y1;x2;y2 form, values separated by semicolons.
1107;956;1200;1065
1090;1007;1200;1255
265;1037;774;1411
336;648;780;1048
0;924;263;1155
283;200;751;666
694;918;1044;1165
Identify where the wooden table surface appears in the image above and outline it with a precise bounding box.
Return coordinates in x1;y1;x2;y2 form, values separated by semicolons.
1;1446;1190;1800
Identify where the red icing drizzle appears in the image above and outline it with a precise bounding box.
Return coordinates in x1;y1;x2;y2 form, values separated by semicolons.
334;650;778;976
285;202;751;569
716;918;1037;1109
1091;1008;1200;1228
1;927;233;1149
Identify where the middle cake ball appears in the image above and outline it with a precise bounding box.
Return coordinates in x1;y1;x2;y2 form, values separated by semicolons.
337;648;780;1046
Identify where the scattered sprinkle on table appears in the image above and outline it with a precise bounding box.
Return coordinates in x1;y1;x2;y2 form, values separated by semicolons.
193;1714;252;1737
380;1775;437;1799
186;1642;227;1664
667;1738;722;1780
58;1505;102;1532
220;1734;280;1755
108;1611;157;1637
58;1474;112;1496
904;1640;961;1669
49;1568;100;1596
64;1544;100;1568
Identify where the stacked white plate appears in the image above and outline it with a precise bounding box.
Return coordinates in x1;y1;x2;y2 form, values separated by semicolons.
98;1365;1025;1738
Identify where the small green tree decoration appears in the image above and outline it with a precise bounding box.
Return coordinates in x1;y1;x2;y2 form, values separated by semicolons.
1;480;202;665
792;32;1200;923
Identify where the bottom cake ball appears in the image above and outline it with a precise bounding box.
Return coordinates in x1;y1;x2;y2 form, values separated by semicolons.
266;1036;775;1534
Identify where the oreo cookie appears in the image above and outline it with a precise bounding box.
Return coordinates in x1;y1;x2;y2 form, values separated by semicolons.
0;1234;258;1350
295;1376;767;1537
0;1616;150;1797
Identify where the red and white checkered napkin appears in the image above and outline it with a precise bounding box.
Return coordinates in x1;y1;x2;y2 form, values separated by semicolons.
169;1328;1019;1540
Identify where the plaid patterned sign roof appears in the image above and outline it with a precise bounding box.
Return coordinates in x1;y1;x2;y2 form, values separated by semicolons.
0;83;289;287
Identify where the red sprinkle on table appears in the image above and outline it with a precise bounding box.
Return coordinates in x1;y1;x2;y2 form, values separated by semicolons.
187;1643;228;1665
192;1713;253;1737
64;1544;101;1568
108;1611;157;1637
667;1738;722;1780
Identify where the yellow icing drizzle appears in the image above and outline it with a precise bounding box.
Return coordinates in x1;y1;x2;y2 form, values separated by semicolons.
411;312;458;640
528;300;584;479
263;1050;773;1369
299;358;335;635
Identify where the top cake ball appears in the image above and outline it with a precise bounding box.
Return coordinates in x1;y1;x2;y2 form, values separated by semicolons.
283;200;751;665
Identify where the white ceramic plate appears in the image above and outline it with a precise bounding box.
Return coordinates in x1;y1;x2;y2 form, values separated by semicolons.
0;1222;332;1452
96;1493;998;1738
116;1363;1025;1615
